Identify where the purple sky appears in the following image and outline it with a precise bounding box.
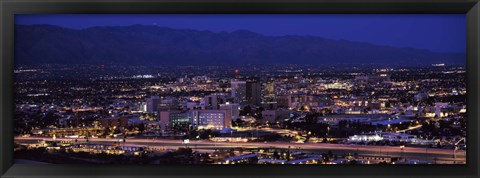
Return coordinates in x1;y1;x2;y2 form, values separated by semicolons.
15;14;466;53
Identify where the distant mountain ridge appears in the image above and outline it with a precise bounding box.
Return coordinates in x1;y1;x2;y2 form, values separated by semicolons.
14;24;465;66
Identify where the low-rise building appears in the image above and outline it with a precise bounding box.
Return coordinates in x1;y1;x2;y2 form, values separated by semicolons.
160;110;232;130
221;153;261;164
261;110;291;124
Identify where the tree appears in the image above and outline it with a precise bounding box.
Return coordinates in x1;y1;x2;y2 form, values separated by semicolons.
323;156;330;163
241;105;252;116
104;127;111;136
323;137;328;143
328;151;333;158
138;124;146;132
299;106;306;111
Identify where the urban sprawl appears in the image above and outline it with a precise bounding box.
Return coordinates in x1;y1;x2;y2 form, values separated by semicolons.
13;64;466;165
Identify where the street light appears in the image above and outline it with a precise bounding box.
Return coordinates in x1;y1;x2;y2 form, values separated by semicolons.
453;145;458;159
400;145;405;161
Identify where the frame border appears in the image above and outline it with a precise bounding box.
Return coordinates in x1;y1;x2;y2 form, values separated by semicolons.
1;0;479;177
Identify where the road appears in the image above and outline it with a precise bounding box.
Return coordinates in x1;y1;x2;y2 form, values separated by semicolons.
396;124;423;133
15;136;465;162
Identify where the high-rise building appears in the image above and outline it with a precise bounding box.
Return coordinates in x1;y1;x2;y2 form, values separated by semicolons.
261;78;277;110
246;80;262;106
231;79;247;105
146;96;161;113
264;80;275;97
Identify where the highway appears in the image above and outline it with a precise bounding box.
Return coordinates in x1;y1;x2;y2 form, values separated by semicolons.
15;136;466;162
395;124;423;133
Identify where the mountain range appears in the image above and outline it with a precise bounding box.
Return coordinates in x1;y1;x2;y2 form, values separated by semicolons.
14;24;465;66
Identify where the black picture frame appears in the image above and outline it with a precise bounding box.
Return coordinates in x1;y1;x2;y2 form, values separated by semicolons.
1;0;479;177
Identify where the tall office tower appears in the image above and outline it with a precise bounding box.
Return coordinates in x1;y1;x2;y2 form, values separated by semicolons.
264;79;275;97
203;93;228;110
231;79;247;105
246;80;262;106
260;78;277;110
146;96;161;114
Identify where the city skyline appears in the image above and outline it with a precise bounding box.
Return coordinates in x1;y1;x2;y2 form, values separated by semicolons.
14;64;467;165
13;15;466;165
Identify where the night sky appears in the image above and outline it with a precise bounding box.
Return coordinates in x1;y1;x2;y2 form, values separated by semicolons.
15;14;466;53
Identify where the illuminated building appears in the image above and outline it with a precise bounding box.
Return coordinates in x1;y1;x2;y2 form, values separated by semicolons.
145;96;160;113
261;110;291;124
192;110;231;130
160;110;231;130
219;102;240;121
158;97;179;111
231;79;247;105
100;117;129;128
203;93;227;110
222;153;260;164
